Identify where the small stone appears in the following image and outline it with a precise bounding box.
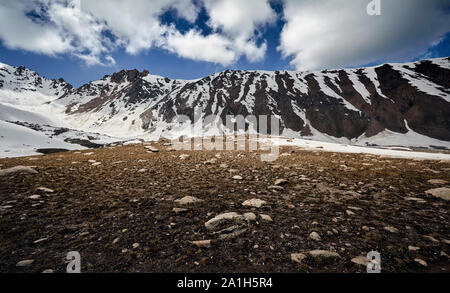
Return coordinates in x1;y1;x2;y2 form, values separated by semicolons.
33;238;48;244
384;226;399;233
191;240;211;248
267;185;284;191
260;214;272;222
145;146;159;152
414;258;427;267
351;256;369;266
346;210;355;216
232;175;243;180
121;249;128;253
291;253;307;264
16;259;34;267
42;269;54;273
174;196;204;205
36;187;54;193
309;232;321;241
442;239;450;245
242;199;267;208
137;168;147;173
274;179;288;186
132;243;140;249
112;237;120;244
179;154;190;160
308;250;340;259
91;162;102;166
427;179;448;185
29;194;41;200
243;212;257;221
173;208;189;214
423;235;439;243
408;246;420;251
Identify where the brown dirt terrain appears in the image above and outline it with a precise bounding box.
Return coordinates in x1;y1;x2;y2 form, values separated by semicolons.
0;142;449;273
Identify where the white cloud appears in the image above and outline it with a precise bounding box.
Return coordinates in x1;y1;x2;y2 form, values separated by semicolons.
0;0;275;66
279;0;450;71
165;29;236;65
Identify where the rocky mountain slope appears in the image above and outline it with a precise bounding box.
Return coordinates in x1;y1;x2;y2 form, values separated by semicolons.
1;58;450;151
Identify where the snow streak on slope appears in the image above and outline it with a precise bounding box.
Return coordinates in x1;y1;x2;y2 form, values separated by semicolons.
0;120;85;158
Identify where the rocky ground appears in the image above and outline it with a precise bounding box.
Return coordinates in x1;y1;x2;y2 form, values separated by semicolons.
0;141;449;273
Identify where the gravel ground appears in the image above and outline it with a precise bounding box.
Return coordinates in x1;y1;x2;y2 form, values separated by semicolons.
0;142;449;273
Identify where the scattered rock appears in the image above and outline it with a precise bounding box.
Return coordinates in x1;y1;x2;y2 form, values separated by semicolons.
132;243;140;249
414;258;427;267
243;212;257;221
291;253;307;264
308;250;341;259
309;232;321;241
137;168;147;173
408;246;420;251
173;208;189;214
205;212;244;230
425;187;450;201
427;179;448;185
0;166;38;176
260;214;273;222
242;199;267;208
268;185;284;191
384;226;399;233
351;255;369;266
36;187;54;193
42;269;54;273
179;154;190;160
423;235;439;243
29;195;41;200
145;146;159;152
191;240;211;248
16;259;34;267
232;175;243;180
174;196;204;205
346;210;355;216
274;179;288;186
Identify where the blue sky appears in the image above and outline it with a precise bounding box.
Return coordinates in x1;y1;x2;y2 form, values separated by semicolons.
0;0;449;87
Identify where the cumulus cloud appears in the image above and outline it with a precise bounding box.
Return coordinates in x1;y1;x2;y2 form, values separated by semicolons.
279;0;450;71
0;0;276;66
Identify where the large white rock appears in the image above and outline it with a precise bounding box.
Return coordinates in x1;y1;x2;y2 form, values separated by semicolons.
425;187;450;201
205;212;244;230
0;166;38;176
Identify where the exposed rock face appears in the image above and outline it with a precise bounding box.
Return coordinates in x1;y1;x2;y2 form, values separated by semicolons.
1;58;449;143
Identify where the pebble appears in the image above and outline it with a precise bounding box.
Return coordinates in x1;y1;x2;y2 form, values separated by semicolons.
191;240;211;248
132;243;140;249
29;195;41;200
242;199;266;208
308;250;340;259
351;256;369;266
291;253;307;264
16;259;34;267
274;179;288;186
42;269;54;273
232;175;243;180
408;246;420;251
384;226;399;233
243;212;257;221
309;232;321;241
260;214;272;222
414;258;427;267
36;187;54;193
174;196;204;205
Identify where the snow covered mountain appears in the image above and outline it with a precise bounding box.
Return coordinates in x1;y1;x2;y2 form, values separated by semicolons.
1;57;449;156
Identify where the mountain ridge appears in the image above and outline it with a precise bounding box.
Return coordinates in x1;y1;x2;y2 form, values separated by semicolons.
1;57;449;152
